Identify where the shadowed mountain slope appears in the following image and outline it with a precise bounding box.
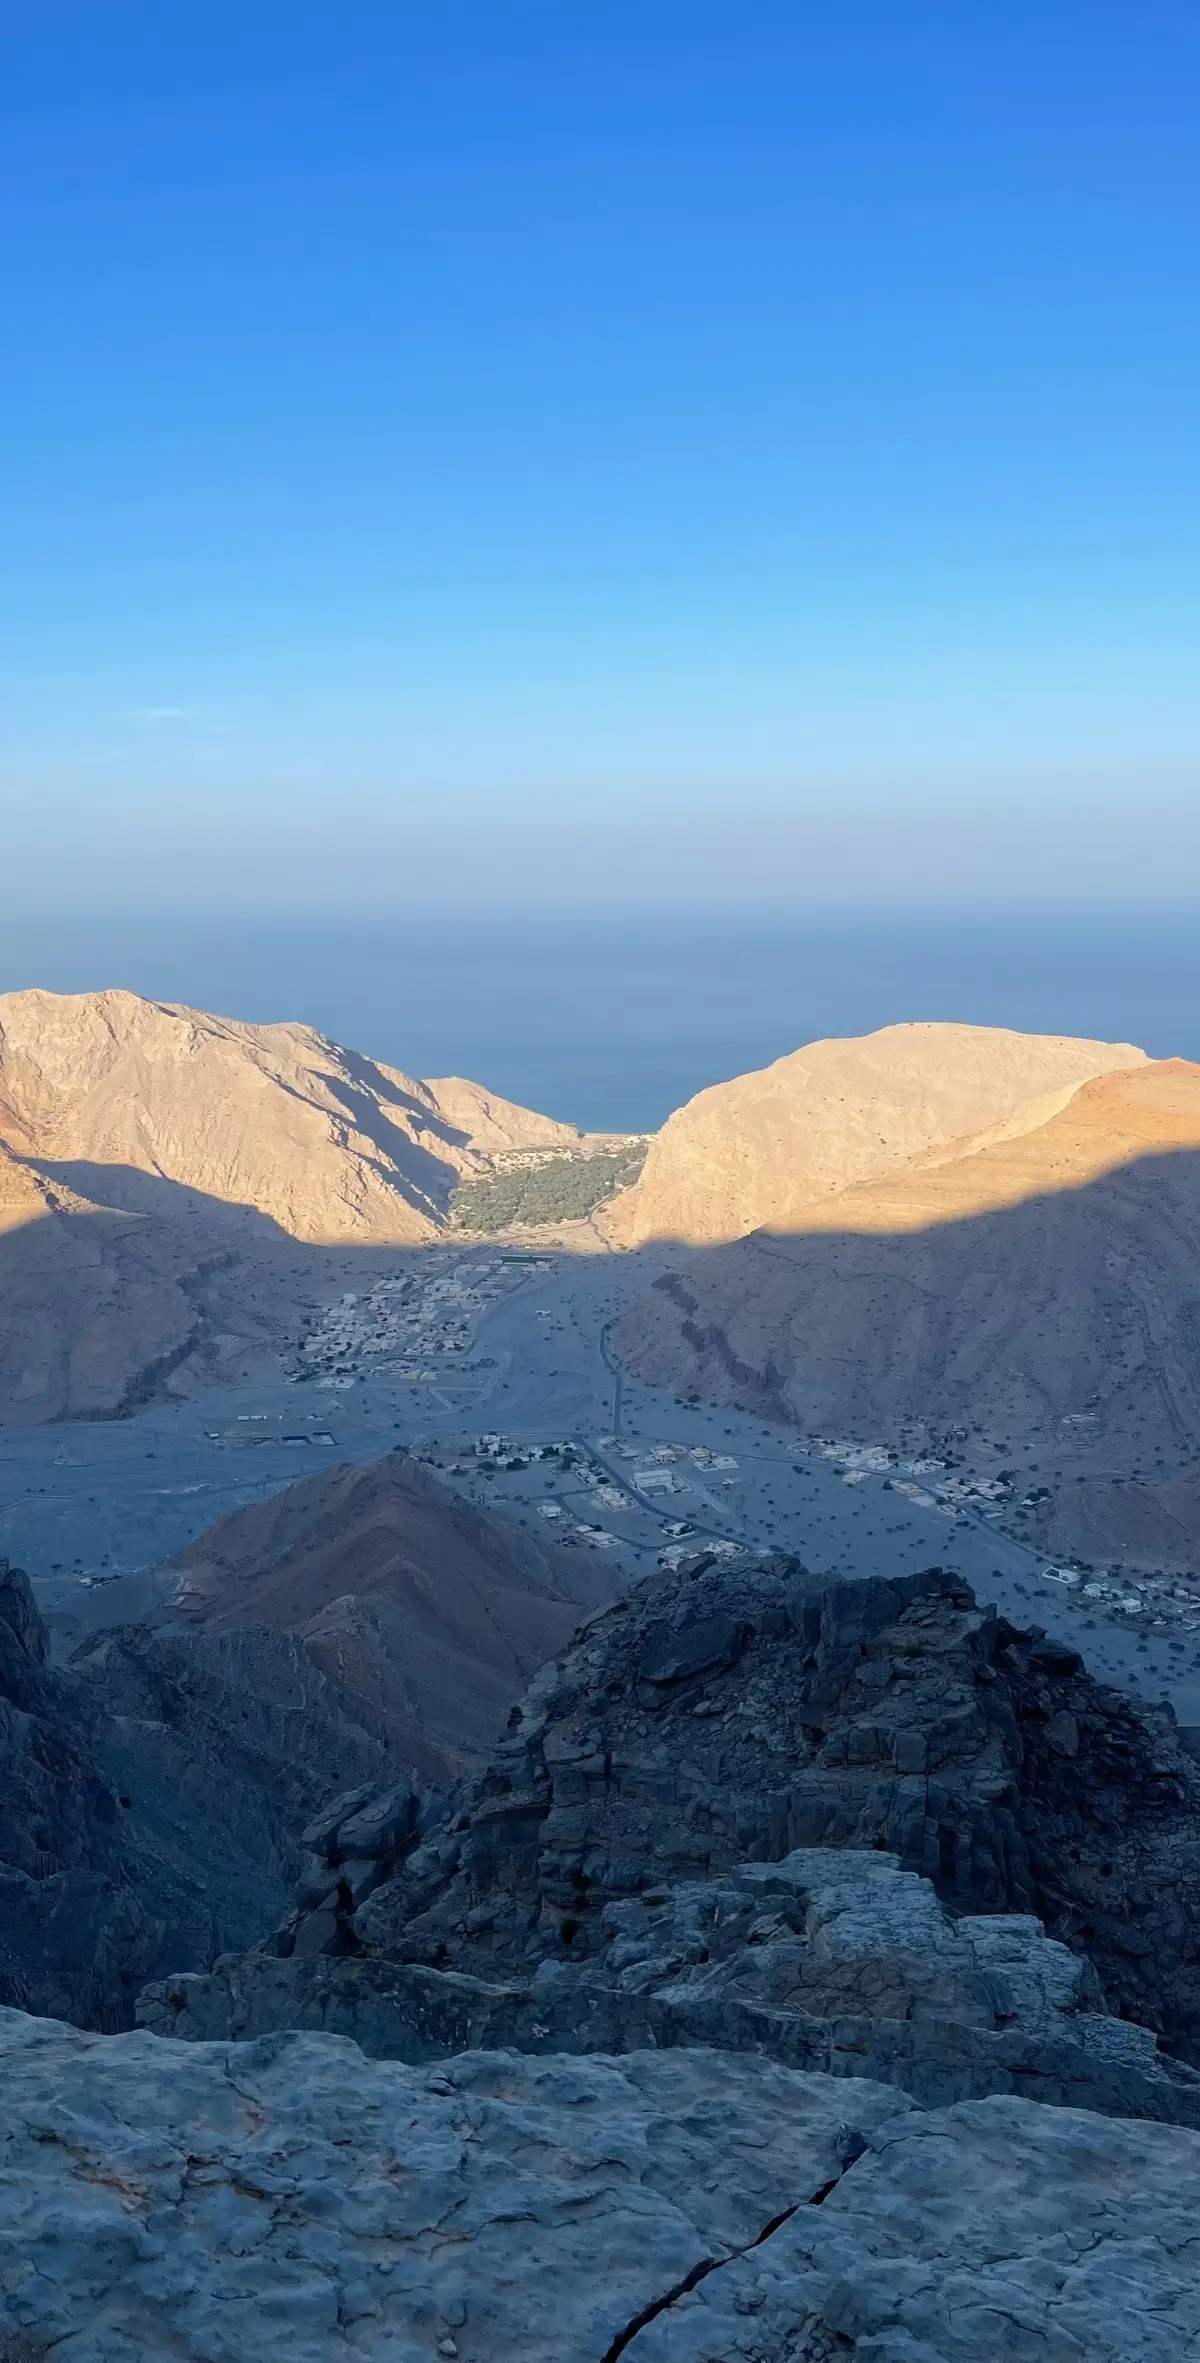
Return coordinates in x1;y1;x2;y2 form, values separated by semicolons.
0;1140;211;1421
603;1019;1146;1246
612;1062;1200;1498
0;1552;392;2029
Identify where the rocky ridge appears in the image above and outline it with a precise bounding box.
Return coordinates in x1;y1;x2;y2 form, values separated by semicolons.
141;1557;1200;2132
166;1447;615;1784
0;1440;621;2029
0;1554;396;2029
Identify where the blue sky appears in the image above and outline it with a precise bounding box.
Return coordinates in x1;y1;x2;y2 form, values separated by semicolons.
2;1;1198;912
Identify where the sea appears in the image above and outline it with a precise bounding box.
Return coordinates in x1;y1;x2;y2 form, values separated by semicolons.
3;907;1199;1136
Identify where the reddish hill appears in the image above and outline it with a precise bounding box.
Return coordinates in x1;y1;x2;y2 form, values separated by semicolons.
168;1451;613;1782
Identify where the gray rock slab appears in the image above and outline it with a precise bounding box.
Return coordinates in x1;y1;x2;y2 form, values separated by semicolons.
5;2008;1200;2361
628;2095;1200;2360
0;2007;904;2363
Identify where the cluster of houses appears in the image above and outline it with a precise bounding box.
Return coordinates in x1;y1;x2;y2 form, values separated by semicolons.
810;1437;1010;1519
1038;1562;1200;1638
291;1255;551;1388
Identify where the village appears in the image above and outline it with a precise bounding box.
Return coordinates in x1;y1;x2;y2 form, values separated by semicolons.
6;1228;1200;1722
417;1428;753;1574
283;1251;1200;1653
808;1436;1200;1642
286;1251;554;1391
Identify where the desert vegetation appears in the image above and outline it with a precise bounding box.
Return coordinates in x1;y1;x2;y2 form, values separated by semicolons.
449;1144;647;1231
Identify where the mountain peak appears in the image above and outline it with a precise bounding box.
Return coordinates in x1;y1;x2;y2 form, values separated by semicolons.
0;985;576;1245
603;1019;1148;1245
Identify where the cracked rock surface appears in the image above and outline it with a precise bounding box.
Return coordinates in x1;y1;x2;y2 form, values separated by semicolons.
4;2006;1200;2361
140;1845;1200;2128
622;2095;1200;2361
0;2007;904;2362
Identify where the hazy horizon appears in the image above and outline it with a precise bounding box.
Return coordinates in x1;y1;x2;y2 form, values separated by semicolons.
4;904;1198;1133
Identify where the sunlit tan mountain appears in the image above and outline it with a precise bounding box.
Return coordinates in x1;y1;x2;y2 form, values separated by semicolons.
0;988;579;1242
602;1021;1147;1246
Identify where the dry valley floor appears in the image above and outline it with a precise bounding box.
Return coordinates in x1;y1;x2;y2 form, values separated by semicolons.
6;1236;1198;1726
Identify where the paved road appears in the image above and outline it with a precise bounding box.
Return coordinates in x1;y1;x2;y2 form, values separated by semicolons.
598;1323;624;1436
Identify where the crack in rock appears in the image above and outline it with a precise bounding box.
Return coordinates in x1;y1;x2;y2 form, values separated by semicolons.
599;2160;861;2363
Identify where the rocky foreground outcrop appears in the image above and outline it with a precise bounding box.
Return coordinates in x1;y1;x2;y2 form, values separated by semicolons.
18;1553;1200;2358
4;2006;1200;2362
142;1558;1200;2132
